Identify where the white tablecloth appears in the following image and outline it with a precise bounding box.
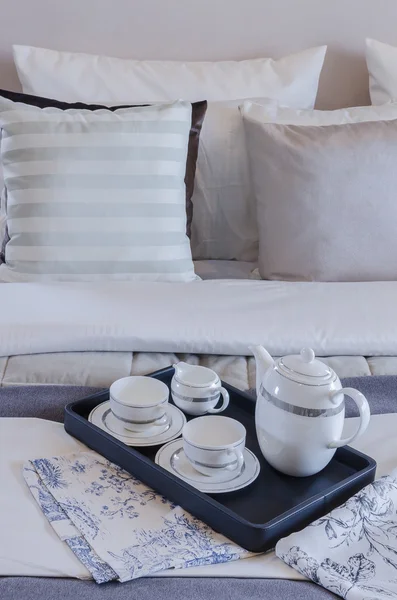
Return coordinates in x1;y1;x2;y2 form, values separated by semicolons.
1;415;396;580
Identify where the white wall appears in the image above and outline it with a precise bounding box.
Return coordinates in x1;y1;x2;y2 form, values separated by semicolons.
1;0;397;108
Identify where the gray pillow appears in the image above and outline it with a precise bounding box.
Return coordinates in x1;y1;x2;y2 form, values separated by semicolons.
243;116;397;281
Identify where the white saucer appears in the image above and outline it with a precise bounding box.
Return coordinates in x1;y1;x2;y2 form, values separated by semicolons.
88;401;186;447
155;439;260;494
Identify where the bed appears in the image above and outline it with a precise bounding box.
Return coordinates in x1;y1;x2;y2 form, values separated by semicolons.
1;3;397;389
2;1;397;598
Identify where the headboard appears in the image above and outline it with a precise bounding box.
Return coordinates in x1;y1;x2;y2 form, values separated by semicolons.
1;0;397;109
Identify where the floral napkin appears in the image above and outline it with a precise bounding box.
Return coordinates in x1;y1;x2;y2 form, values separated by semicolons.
23;451;249;583
276;473;397;599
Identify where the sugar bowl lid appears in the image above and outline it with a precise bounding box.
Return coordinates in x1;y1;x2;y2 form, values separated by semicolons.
277;348;335;386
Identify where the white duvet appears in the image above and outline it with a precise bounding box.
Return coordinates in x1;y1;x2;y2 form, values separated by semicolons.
0;279;397;358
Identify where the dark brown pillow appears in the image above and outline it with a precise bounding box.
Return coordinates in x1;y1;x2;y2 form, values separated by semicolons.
0;88;207;237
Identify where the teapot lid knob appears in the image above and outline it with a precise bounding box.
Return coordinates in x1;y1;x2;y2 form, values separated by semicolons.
279;348;334;384
300;348;315;364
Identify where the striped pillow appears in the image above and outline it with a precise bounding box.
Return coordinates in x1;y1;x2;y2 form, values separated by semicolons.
0;98;196;282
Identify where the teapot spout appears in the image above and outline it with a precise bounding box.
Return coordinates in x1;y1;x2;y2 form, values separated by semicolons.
249;346;275;398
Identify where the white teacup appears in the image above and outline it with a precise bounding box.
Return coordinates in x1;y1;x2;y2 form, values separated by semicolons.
109;376;170;432
182;416;246;477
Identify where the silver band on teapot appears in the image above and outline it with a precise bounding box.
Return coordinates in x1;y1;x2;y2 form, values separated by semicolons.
259;385;345;418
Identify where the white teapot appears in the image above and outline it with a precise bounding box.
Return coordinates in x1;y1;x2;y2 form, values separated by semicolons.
251;346;370;477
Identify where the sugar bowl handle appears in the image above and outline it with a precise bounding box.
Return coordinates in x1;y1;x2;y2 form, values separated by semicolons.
328;388;371;449
207;387;230;414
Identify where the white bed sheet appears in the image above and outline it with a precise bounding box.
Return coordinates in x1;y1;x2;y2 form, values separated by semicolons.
0;279;397;358
0;260;389;388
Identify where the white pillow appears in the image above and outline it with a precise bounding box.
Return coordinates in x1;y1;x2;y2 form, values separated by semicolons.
366;38;397;105
0;98;196;282
13;44;327;261
242;100;397;282
242;98;397;126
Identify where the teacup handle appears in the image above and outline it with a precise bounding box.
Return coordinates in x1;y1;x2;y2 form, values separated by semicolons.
207;387;230;414
328;388;371;449
225;449;244;472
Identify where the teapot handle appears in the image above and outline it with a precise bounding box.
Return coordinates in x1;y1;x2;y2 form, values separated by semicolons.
328;388;370;449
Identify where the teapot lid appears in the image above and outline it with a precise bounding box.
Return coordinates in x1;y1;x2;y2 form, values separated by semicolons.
277;348;335;386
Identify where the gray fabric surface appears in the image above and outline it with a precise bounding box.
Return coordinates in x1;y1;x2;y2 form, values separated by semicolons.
0;577;337;600
0;385;102;421
341;376;397;415
1;376;396;422
2;375;396;599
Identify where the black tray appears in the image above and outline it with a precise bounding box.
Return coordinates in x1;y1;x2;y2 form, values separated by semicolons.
64;367;376;552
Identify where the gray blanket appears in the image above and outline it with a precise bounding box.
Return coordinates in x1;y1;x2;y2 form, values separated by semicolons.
1;376;396;421
2;376;396;600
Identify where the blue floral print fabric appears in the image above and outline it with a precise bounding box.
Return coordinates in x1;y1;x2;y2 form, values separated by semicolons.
276;473;397;599
23;452;248;583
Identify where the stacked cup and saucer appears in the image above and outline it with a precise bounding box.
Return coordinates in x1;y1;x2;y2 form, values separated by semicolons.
155;362;261;493
88;376;186;447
